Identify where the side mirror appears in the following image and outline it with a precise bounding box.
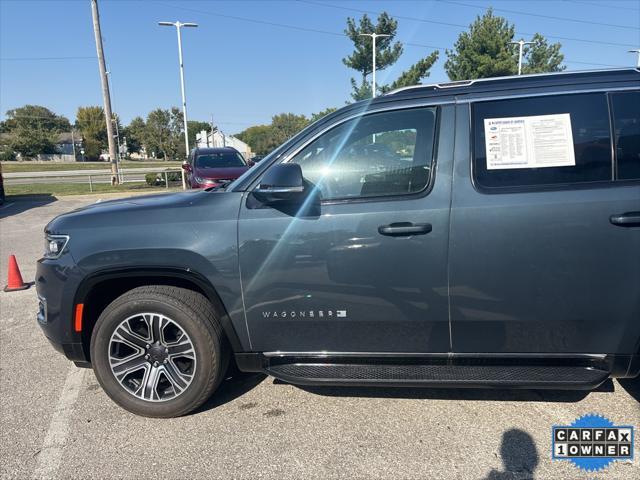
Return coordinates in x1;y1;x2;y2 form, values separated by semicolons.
255;163;304;197
182;163;192;172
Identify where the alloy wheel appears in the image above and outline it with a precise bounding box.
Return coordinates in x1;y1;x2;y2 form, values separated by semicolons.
108;313;197;402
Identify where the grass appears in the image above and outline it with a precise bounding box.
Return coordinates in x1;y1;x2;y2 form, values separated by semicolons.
1;160;182;173
5;181;182;197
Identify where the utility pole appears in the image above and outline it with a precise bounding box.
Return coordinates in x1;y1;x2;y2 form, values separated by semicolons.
359;32;390;98
159;21;198;189
629;49;640;67
71;130;77;161
106;70;123;181
511;39;534;75
90;0;119;184
210;114;215;148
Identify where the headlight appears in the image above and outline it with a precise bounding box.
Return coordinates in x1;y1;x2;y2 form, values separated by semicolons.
194;176;216;184
44;234;69;259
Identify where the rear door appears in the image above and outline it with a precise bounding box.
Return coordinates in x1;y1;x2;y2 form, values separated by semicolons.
449;90;640;354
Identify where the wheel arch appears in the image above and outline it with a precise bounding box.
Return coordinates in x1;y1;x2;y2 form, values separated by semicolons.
74;267;244;363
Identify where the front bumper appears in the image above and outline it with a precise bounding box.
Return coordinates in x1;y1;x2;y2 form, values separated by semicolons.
36;253;87;363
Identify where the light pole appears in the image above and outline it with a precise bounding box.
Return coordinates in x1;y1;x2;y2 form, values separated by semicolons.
359;32;390;98
511;39;534;75
628;49;640;67
159;20;198;189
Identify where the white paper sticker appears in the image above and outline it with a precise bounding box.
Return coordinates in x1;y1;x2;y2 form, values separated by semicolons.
484;113;575;170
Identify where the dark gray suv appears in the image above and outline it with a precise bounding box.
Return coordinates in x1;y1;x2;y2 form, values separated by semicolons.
37;69;640;417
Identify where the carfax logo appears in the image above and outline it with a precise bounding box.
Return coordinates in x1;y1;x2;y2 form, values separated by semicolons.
552;414;634;472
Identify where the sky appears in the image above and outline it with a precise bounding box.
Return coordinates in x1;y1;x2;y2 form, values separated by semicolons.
1;0;639;134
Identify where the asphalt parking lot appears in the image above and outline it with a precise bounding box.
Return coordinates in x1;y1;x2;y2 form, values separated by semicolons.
1;193;638;480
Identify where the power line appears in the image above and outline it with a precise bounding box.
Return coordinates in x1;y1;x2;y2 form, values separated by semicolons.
299;0;637;48
565;0;640;12
157;1;630;68
440;0;640;31
155;2;448;51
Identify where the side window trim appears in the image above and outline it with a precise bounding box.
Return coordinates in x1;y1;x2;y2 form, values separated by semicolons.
278;105;441;204
606;92;617;181
609;90;640;182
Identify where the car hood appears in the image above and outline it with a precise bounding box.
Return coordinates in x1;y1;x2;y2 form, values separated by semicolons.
45;189;242;234
194;166;249;179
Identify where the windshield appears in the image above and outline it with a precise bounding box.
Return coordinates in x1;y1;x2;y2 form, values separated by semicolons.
195;151;246;169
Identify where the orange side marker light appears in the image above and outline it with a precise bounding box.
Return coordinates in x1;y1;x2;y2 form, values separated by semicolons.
74;303;84;332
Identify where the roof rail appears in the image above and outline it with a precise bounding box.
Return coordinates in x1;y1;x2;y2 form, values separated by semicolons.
383;68;638;96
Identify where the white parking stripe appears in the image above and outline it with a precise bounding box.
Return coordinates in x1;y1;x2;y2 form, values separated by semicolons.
32;366;85;480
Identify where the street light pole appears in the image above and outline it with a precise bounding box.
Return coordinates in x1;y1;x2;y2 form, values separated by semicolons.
359;32;390;98
511;39;534;75
628;49;640;67
159;20;198;189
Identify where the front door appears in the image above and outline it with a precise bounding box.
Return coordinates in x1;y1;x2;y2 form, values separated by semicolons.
238;105;455;353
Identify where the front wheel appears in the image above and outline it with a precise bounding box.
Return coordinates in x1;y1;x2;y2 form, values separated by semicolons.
91;286;228;417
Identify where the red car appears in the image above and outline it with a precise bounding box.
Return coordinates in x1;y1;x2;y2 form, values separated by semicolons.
183;147;251;189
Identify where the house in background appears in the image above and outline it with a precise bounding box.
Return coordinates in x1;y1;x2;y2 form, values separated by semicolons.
53;131;82;161
0;131;83;161
195;130;252;160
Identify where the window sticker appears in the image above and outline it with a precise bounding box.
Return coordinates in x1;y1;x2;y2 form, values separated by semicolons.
484;113;576;170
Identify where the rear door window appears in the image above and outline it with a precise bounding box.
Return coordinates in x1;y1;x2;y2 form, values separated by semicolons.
473;93;612;190
611;91;640;180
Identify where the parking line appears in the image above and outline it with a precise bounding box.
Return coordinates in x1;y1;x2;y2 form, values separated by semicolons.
0;202;15;211
32;366;85;480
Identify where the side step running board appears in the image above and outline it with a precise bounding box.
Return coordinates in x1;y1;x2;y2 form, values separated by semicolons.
265;362;610;390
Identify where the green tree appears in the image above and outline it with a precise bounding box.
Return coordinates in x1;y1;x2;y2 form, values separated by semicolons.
2;105;70;158
521;33;564;74
143;108;185;160
343;13;439;100
76;106;107;160
236;113;311;156
343;13;403;100
123;116;146;154
270;113;309;144
445;9;564;80
144;109;171;159
310;107;338;123
167;107;186;160
382;51;440;92
235;124;274;156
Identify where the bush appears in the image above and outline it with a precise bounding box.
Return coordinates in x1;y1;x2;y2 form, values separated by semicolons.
166;172;181;182
145;172;161;186
145;171;182;186
0;149;16;161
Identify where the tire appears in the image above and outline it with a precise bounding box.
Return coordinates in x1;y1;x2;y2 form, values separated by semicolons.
90;286;228;417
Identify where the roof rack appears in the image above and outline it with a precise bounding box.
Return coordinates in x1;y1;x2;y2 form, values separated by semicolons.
383;68;638;96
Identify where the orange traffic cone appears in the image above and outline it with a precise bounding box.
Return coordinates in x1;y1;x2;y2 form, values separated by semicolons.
4;255;30;292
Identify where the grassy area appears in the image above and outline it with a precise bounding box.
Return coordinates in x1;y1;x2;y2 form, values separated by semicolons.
6;181;182;197
1;160;182;173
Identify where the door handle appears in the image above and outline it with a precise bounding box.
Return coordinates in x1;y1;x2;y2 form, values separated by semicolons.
610;212;640;227
378;222;432;237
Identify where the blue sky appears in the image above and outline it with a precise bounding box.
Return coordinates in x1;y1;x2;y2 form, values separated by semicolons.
1;0;639;134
